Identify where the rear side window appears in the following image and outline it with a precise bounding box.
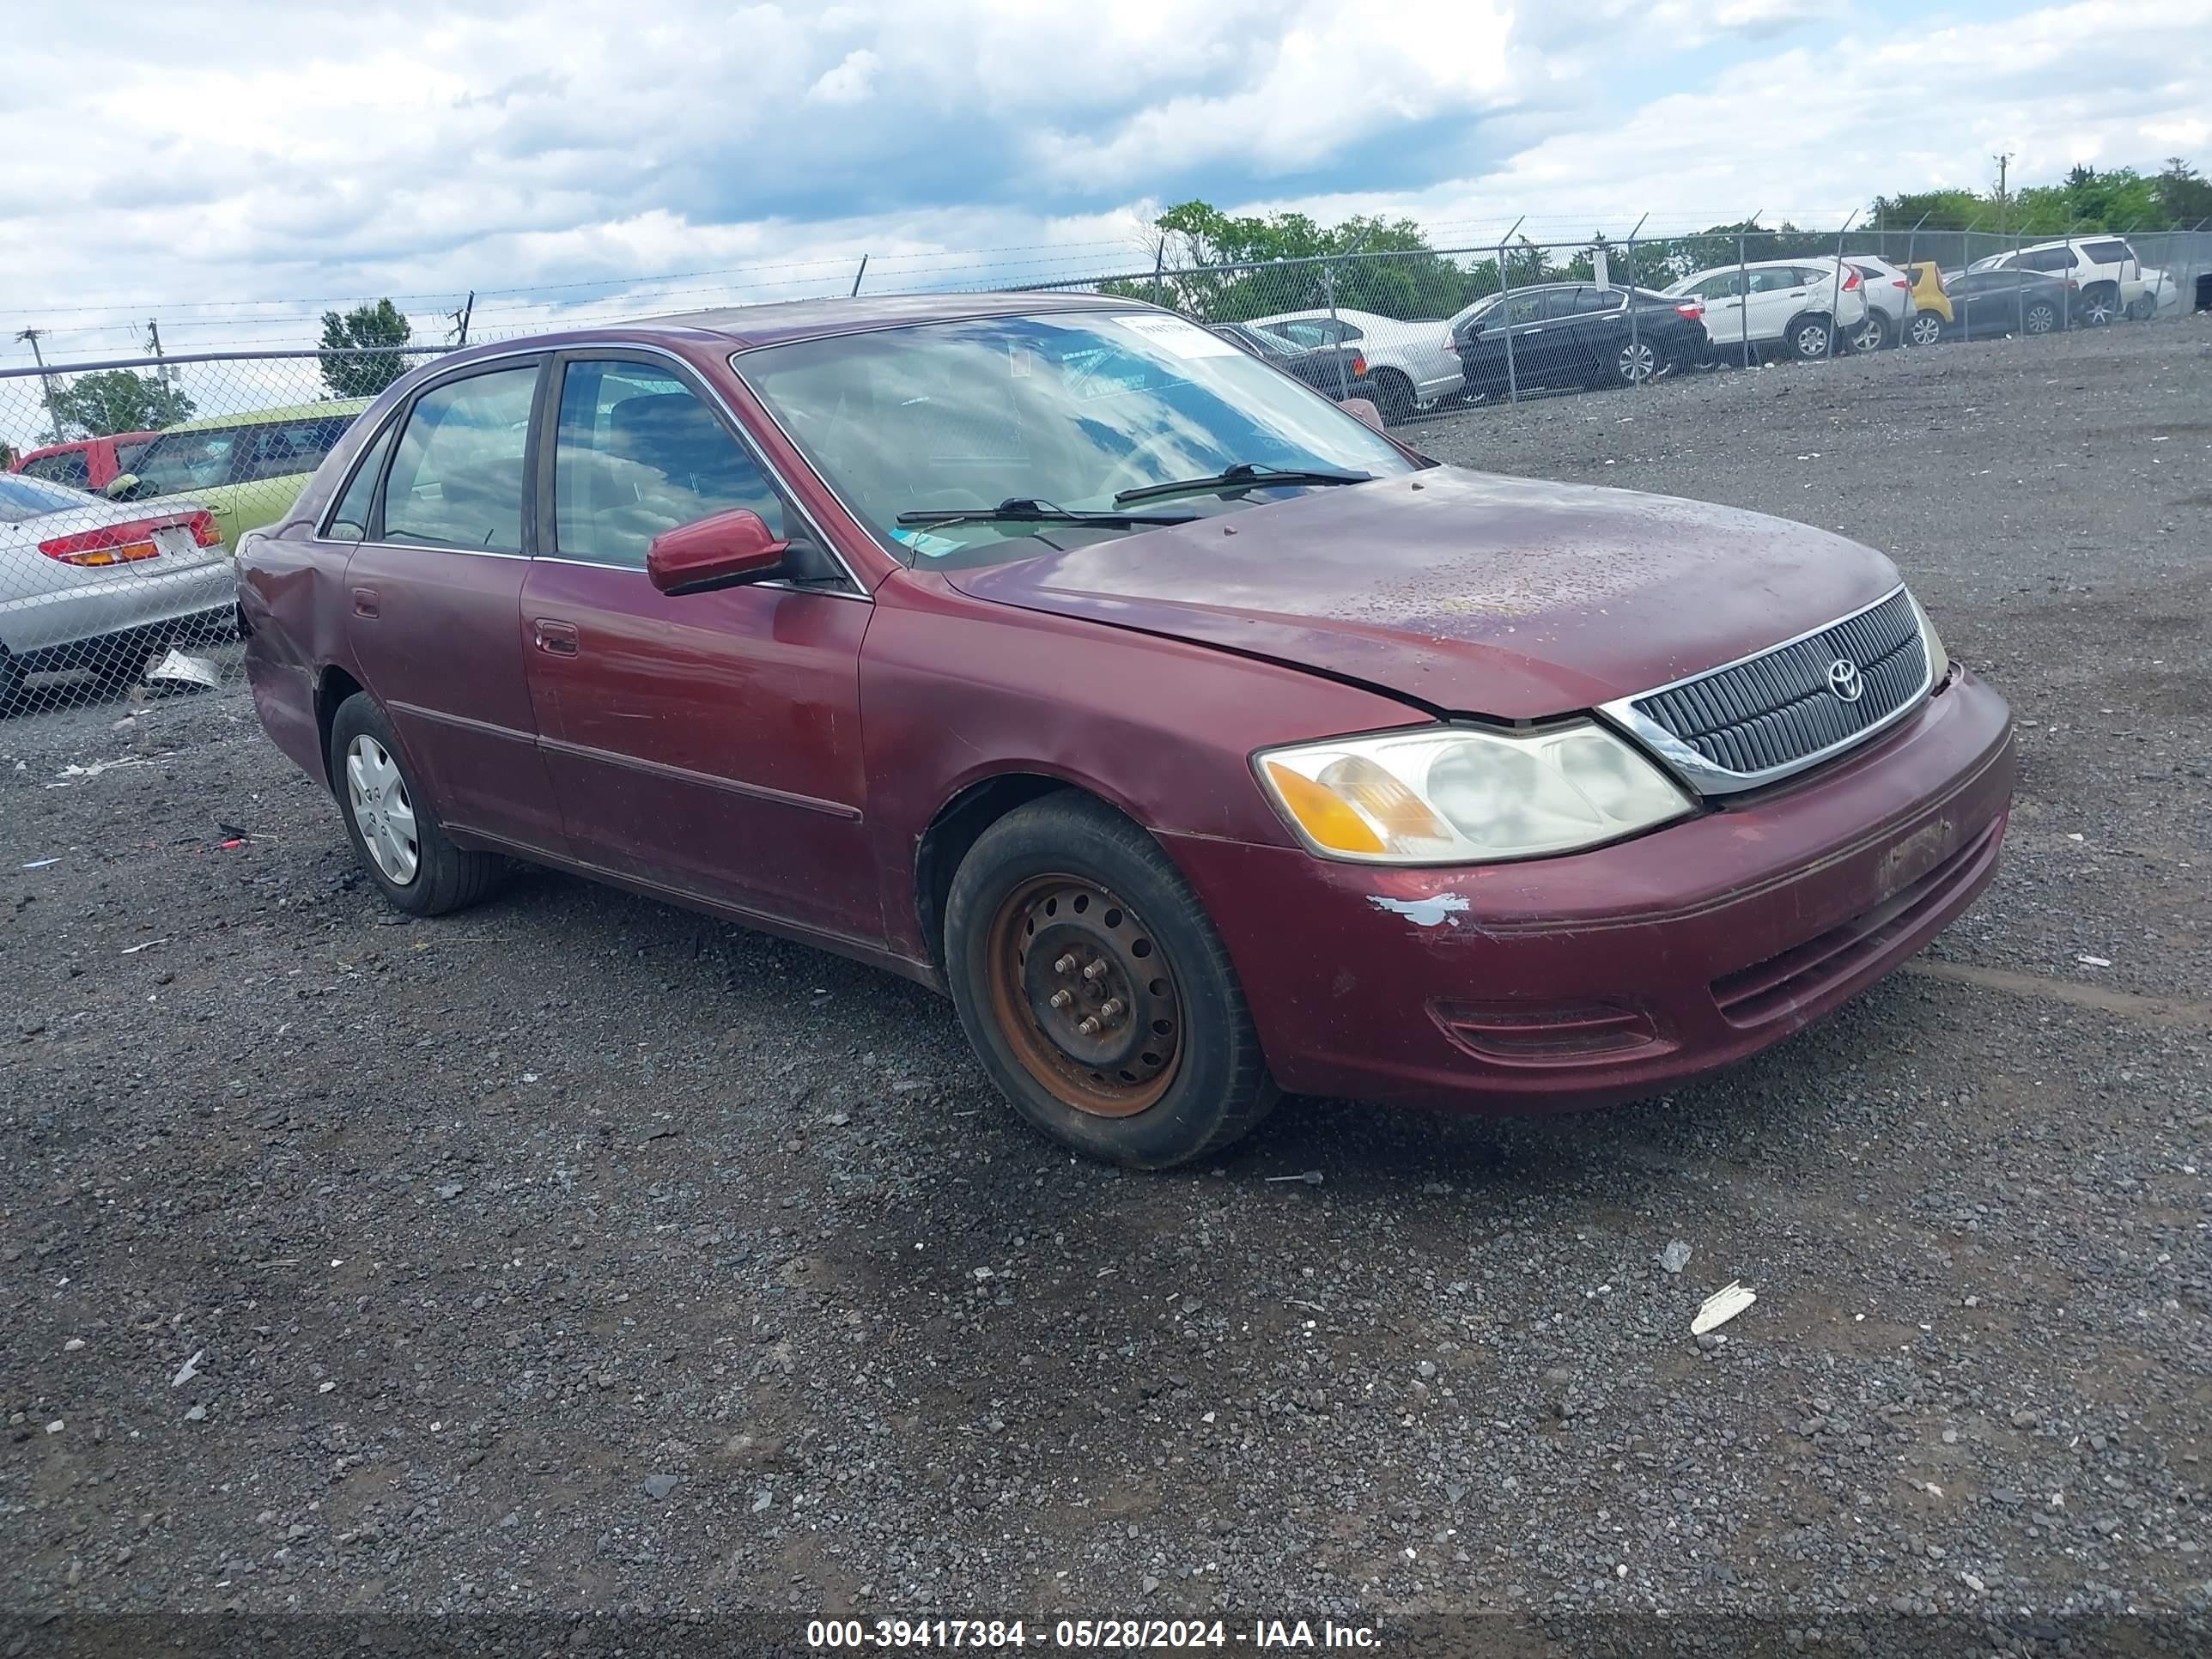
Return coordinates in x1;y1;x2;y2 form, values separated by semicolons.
2081;240;2131;265
381;365;539;552
0;473;94;521
235;416;355;483
325;420;400;544
18;450;90;489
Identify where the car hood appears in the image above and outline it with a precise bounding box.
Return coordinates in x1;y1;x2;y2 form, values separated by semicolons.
942;467;1903;719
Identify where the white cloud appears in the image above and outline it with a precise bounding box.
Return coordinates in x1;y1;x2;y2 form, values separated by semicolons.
0;0;2205;380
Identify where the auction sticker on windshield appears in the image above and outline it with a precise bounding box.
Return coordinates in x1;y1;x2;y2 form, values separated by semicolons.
1108;313;1242;358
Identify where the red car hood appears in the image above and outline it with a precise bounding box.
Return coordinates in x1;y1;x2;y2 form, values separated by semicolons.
943;467;1903;719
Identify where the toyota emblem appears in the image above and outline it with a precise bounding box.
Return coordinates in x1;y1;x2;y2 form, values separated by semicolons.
1826;658;1865;703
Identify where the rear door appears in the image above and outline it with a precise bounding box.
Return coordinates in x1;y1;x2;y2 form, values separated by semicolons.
338;357;564;848
519;351;878;941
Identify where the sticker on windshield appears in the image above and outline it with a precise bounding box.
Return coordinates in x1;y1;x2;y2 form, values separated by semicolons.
888;526;966;559
1107;313;1242;360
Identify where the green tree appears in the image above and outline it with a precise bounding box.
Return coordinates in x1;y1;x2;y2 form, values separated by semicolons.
44;368;195;441
319;299;414;399
2154;157;2212;223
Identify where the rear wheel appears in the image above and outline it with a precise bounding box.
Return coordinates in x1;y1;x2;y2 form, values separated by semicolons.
943;793;1278;1168
1907;312;1943;346
2022;300;2059;335
1370;368;1416;425
1609;337;1660;386
1786;314;1834;360
1849;310;1890;353
2079;283;2118;326
327;692;502;917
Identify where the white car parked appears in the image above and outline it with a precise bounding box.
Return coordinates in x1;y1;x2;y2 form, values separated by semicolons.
1243;307;1462;422
1966;236;2151;326
1662;257;1869;362
1841;254;1920;350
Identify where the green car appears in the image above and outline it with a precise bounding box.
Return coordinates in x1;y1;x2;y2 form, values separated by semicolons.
107;400;370;550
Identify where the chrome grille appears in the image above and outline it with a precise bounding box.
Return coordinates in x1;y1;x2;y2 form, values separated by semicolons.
1611;587;1930;793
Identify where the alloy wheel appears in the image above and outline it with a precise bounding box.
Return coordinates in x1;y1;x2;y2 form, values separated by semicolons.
1617;341;1657;383
345;734;420;886
984;874;1182;1117
1909;314;1942;346
2025;304;2057;335
1794;322;1830;359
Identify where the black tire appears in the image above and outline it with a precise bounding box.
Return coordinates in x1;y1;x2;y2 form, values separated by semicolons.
0;642;22;717
326;692;501;917
1849;309;1891;353
942;792;1279;1169
1605;337;1661;388
1370;368;1417;425
1785;313;1834;360
2022;301;2058;336
1907;312;1944;347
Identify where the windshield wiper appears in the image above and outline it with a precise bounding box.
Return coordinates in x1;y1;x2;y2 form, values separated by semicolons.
895;497;1198;530
1112;461;1373;506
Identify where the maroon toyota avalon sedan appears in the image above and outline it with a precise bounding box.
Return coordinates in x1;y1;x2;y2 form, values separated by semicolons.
237;293;2014;1167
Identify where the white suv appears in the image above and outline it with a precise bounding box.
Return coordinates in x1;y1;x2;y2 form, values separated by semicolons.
1244;307;1463;422
1662;257;1869;362
1966;237;2146;326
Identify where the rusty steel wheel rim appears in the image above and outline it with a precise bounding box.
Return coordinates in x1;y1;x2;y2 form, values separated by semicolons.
985;874;1184;1118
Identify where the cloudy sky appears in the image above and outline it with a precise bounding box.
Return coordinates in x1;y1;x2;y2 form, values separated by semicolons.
3;0;2209;374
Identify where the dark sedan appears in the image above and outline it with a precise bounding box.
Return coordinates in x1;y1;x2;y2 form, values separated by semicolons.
1454;283;1710;396
1207;321;1376;404
237;294;2011;1170
1939;269;2077;340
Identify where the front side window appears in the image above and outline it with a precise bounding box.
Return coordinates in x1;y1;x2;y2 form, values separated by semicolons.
381;365;539;552
113;440;152;475
739;309;1416;570
552;360;784;570
126;428;243;497
19;450;90;489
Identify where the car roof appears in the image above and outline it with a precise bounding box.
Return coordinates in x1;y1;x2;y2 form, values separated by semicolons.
15;430;160;463
635;290;1151;350
161;399;372;434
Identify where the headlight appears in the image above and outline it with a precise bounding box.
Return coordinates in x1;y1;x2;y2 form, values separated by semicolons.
1910;590;1950;685
1255;722;1693;865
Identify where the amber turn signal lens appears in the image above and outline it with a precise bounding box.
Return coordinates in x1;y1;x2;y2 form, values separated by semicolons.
1263;761;1385;854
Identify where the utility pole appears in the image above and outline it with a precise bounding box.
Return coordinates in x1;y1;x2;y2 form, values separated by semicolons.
14;327;62;440
447;291;475;347
146;319;179;386
1992;152;2013;237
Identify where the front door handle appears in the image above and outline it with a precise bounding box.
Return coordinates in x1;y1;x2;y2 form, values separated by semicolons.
533;618;580;657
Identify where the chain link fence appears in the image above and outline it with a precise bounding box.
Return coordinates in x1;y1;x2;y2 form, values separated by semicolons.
3;228;2207;722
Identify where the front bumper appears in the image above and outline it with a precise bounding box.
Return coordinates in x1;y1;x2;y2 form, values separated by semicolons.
1163;669;2014;1112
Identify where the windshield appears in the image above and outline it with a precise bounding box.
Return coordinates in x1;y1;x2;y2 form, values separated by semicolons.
0;473;93;523
738;310;1415;567
128;428;241;496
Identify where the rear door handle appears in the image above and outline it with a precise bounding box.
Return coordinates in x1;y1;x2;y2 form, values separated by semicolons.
351;586;379;619
533;618;580;657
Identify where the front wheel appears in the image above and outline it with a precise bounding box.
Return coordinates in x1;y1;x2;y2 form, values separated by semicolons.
1907;312;1943;347
1786;314;1833;360
943;793;1278;1168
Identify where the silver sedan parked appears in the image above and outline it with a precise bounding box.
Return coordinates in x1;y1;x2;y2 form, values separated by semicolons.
0;472;235;713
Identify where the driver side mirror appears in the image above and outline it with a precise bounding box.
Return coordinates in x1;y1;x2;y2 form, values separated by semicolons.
647;508;789;596
1340;397;1386;434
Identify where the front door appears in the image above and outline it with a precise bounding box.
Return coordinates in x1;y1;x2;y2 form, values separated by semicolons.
339;358;564;848
1693;271;1749;358
519;353;880;945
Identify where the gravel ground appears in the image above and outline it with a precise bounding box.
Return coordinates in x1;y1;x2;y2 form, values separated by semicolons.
2;319;2208;1647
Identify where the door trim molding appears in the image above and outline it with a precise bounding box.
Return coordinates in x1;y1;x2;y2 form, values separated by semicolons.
533;732;864;821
